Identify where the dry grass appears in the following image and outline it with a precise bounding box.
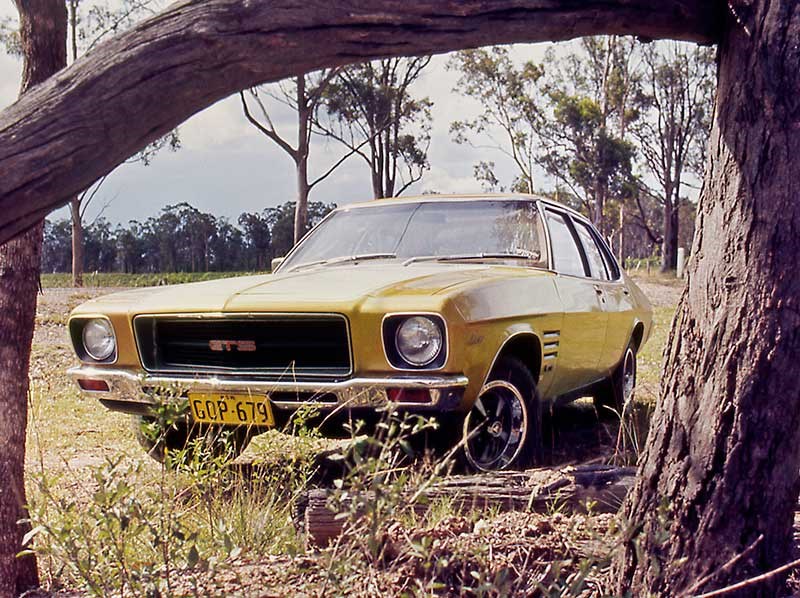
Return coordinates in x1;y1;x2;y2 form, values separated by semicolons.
25;277;681;596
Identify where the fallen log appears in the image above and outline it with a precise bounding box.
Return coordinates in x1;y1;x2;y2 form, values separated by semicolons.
298;464;636;546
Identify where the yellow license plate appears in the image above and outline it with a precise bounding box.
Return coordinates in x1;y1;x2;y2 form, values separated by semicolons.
188;393;275;426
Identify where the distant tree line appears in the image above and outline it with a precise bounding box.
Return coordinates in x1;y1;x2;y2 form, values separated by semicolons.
41;200;335;274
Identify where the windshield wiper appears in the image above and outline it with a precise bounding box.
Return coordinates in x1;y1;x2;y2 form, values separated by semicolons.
403;251;540;266
288;253;397;272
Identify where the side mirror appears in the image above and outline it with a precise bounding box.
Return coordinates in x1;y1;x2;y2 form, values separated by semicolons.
271;257;285;272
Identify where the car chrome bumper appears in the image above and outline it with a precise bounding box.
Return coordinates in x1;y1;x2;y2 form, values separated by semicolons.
67;365;469;412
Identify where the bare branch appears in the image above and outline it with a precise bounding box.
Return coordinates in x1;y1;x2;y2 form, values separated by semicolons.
239;91;298;159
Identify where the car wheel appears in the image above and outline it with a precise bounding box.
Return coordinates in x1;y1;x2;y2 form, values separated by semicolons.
594;341;637;416
462;356;542;472
133;416;252;464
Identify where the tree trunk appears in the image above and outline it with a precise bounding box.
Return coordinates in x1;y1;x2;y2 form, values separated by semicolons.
617;3;800;596
0;3;66;595
294;75;310;245
295;165;310;244
659;200;678;272
593;178;605;233
69;197;83;287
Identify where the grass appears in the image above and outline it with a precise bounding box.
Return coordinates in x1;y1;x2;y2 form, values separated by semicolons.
635;306;675;402
41;271;261;288
23;277;681;596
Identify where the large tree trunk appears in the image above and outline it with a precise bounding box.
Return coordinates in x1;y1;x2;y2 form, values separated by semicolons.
69;197;83;287
617;3;800;596
0;0;718;244
0;3;66;595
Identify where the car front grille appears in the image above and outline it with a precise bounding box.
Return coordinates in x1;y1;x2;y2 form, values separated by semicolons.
134;315;351;379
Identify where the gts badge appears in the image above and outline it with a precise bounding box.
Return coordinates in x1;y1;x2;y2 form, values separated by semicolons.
208;340;257;352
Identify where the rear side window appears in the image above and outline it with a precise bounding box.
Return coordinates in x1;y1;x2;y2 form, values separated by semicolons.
594;232;621;280
545;211;586;277
574;221;609;280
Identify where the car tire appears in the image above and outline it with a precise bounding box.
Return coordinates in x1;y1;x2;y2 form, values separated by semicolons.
594;341;638;417
462;356;542;472
133;416;252;464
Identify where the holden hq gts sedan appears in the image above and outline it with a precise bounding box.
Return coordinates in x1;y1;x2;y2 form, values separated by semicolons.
68;194;652;471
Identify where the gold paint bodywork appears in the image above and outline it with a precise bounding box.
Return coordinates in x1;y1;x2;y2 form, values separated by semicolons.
68;195;653;418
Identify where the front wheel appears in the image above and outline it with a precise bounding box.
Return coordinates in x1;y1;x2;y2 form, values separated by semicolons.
133;416;252;464
462;356;542;472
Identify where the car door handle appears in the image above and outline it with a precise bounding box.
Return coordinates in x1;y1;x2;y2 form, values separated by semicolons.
623;287;631;296
593;285;604;295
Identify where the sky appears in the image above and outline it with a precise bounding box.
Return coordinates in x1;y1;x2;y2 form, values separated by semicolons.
0;2;557;227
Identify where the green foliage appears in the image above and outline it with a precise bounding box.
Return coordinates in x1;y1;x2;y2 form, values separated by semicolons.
24;387;317;596
0;15;21;56
538;89;635;205
449;46;544;193
25;456;223;596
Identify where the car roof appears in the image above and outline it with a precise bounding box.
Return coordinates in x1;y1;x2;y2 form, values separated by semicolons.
338;193;589;223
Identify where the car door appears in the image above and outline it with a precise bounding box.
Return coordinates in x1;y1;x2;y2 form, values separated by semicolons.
543;209;609;396
572;219;636;373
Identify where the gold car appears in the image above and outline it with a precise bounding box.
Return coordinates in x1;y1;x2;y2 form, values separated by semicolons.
68;194;652;471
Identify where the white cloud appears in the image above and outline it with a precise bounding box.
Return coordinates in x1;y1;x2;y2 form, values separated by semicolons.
1;13;578;227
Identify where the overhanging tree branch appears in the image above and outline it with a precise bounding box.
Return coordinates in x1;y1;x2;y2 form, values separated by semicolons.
0;0;719;244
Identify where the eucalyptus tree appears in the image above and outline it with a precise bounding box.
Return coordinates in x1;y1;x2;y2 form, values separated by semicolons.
318;57;433;199
449;46;544;193
536;37;640;233
240;70;359;244
0;1;65;594
3;0;178;286
632;42;715;272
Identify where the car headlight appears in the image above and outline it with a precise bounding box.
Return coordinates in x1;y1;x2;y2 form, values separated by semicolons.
395;316;443;366
82;318;116;361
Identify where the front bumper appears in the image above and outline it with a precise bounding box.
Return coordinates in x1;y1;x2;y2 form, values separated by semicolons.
68;366;469;413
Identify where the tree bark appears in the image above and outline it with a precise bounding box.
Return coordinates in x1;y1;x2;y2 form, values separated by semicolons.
0;0;718;244
659;199;678;272
617;2;800;595
294;75;310;245
0;3;66;595
69;197;83;287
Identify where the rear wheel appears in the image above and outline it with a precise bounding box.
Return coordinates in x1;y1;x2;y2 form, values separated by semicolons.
133;416;252;464
462;356;542;472
594;342;637;417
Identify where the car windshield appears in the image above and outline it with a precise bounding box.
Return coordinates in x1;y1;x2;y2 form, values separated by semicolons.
280;200;548;271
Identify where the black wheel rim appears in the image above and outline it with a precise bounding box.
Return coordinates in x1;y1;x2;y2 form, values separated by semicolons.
463;380;528;471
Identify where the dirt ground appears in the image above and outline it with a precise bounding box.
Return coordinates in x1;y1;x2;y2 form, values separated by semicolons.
37;277;800;597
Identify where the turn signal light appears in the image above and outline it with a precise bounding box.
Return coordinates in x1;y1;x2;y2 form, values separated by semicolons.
77;378;110;392
387;388;431;403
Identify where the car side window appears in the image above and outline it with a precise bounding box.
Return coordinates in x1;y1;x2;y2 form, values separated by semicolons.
574;221;609;280
593;231;621;280
545;211;587;277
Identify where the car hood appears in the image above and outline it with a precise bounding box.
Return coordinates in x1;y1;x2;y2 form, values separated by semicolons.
76;263;552;315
